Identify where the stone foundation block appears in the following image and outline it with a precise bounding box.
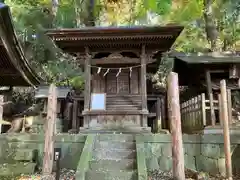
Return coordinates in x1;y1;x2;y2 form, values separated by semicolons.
201;144;220;158
13;149;35;161
158;156;172;171
184;144;201;156
161;143;172;157
0;162;36;176
184;154;196;171
145;143;162;158
218;158;226;176
146;157;159;171
196;155;218;174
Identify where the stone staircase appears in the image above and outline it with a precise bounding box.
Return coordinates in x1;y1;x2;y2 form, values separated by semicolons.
85;134;138;180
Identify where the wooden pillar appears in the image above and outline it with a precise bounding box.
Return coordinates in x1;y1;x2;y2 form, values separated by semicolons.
84;47;91;127
156;97;161;132
205;70;216;126
220;80;233;180
72;99;78;131
42;84;57;175
0;95;3;134
201;93;207;126
167;72;185;180
141;45;148;127
161;95;167;129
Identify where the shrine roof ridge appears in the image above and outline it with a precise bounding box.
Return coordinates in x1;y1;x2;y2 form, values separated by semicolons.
46;25;183;37
171;51;240;64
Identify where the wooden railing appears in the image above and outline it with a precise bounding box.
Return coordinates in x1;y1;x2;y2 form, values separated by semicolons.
180;93;218;132
181;94;206;132
180;91;232;133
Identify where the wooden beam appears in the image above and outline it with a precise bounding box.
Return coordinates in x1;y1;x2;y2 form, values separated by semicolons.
220;80;233;180
205;70;216;126
90;57;156;65
141;45;148;127
167;72;185;180
42;84;57;175
209;70;226;73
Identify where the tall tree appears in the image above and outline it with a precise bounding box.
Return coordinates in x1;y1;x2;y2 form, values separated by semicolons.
203;0;219;51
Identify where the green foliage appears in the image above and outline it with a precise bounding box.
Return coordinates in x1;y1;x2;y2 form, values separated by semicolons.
69;76;85;90
145;0;172;15
150;53;174;90
6;0;84;89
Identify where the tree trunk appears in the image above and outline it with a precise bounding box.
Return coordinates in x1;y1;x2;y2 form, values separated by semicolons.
203;0;219;51
52;0;59;17
85;0;95;26
75;1;82;27
75;0;96;27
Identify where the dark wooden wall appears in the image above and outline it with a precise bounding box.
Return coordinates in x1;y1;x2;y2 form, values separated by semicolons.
91;67;140;94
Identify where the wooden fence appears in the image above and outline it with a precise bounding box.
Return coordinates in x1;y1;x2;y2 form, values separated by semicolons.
180;92;232;133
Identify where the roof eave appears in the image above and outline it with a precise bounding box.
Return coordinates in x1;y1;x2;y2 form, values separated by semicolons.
0;3;42;87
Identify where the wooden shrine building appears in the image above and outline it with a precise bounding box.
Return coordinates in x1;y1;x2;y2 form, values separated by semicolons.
172;52;240;128
172;52;240;91
0;3;41;87
46;26;184;132
0;3;41;133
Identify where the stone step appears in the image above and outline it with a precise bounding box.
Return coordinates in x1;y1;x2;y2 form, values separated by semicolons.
98;134;135;142
95;141;135;150
0;162;36;176
93;149;136;160
85;170;137;180
89;159;137;171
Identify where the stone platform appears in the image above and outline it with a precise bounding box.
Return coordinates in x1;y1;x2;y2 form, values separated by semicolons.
203;124;240;134
79;126;152;134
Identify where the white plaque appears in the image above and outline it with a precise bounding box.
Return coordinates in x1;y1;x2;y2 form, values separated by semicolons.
90;93;106;110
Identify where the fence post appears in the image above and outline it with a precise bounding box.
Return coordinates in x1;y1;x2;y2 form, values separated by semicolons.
227;89;232;125
42;84;57;175
201;93;206;126
220;80;233;180
205;70;216;125
167;72;185;180
218;94;223;126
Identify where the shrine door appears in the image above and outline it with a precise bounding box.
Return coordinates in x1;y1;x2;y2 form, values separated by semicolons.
106;69;130;94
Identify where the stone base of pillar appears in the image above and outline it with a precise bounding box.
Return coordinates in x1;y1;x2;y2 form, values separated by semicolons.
83;116;90;128
141;108;148;127
141;114;148;127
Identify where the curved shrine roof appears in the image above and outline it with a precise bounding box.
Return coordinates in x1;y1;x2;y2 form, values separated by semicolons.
46;25;184;54
0;3;41;87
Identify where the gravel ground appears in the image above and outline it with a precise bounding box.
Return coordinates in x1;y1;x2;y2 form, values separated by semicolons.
37;168;76;180
3;168;76;180
148;169;239;180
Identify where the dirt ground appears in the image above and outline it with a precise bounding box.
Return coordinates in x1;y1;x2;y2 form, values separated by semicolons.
148;169;239;180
